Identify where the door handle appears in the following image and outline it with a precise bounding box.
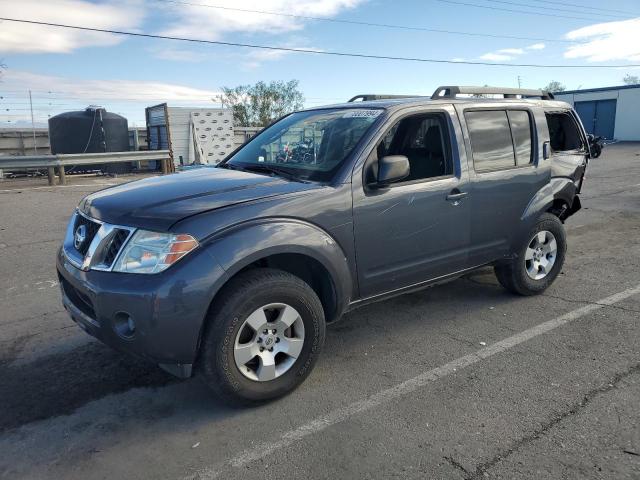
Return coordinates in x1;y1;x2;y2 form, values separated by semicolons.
446;191;468;202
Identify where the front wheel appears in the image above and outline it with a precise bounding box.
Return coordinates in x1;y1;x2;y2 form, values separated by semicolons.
200;268;325;405
494;213;567;295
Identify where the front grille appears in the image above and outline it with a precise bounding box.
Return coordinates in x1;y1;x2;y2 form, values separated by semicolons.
103;229;129;266
58;273;96;321
73;214;101;256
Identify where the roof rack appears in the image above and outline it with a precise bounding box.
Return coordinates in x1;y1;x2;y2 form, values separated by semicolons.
348;94;423;102
431;86;554;100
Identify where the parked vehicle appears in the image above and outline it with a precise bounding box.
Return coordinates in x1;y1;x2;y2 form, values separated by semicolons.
57;86;594;404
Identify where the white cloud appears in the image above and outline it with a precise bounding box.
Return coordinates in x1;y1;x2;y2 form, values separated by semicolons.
151;47;210;63
564;17;640;62
160;0;366;40
480;52;514;61
0;0;145;54
1;70;222;125
2;70;221;103
479;45;543;62
242;49;292;69
498;48;524;55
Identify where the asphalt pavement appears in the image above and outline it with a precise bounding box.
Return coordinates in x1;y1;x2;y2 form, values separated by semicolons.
0;144;639;480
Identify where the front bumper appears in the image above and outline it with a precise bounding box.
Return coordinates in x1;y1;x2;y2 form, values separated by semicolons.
56;245;228;377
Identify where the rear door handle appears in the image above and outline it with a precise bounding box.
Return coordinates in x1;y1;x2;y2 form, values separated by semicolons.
446;191;468;202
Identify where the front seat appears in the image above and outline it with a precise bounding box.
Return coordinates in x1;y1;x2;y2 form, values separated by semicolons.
422;126;446;178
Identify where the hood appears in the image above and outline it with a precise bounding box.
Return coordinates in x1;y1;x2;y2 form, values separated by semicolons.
79;167;321;231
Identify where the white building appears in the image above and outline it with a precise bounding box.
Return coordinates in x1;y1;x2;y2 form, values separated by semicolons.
554;85;640;141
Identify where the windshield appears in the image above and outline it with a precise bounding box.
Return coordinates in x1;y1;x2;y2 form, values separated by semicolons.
223;108;383;182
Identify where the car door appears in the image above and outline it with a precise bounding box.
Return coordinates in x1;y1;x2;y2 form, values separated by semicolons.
455;105;549;266
352;105;472;299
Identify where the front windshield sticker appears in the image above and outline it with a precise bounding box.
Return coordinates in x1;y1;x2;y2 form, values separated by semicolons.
342;109;383;119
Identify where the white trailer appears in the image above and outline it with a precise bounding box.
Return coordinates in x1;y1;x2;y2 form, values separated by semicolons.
146;104;235;167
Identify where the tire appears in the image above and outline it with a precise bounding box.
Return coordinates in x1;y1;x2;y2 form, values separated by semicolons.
494;213;567;296
200;268;326;405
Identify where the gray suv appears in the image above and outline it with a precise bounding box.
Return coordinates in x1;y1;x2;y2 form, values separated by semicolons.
57;86;593;404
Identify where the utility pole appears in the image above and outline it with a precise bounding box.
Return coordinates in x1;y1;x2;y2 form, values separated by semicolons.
29;90;37;154
517;76;522;88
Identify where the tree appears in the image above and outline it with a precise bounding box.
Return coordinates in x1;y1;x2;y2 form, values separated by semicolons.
542;81;566;93
623;74;640;85
218;80;305;127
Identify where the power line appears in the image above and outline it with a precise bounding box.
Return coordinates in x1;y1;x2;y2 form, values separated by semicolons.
154;0;582;44
2;17;639;69
434;0;616;21
524;0;640;16
480;0;628;19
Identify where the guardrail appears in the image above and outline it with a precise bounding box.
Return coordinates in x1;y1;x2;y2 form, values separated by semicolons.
0;150;171;185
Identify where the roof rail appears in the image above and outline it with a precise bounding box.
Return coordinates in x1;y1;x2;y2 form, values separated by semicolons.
431;86;554;100
348;94;423;102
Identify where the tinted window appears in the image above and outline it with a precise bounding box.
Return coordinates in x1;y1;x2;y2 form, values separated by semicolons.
545;112;583;151
466;110;515;172
225;108;381;182
373;113;452;183
508;110;533;166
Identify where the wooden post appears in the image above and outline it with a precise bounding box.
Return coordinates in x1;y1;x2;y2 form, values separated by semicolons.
19;132;25;156
47;167;56;186
58;166;66;185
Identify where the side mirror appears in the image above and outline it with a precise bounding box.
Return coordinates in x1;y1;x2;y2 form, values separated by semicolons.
376;155;410;187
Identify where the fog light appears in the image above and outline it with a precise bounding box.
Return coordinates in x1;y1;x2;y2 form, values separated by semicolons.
113;312;136;339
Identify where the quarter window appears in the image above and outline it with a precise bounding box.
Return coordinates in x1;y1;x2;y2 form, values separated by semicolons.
545;112;583;151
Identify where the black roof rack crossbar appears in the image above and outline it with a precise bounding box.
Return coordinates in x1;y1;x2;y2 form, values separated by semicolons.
348;94;423;102
431;86;554;100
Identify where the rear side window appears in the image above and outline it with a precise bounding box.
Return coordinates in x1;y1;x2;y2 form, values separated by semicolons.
545;112;583;151
466;109;534;172
465;111;515;172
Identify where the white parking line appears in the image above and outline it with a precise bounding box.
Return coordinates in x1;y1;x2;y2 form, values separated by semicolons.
184;284;640;480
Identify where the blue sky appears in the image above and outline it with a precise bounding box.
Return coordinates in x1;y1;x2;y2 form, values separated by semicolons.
1;0;640;126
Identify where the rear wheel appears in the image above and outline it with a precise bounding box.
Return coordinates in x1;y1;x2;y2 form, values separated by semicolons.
495;213;567;295
200;268;325;405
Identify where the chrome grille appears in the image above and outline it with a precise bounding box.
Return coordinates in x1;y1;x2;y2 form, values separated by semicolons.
73;214;101;255
102;229;130;266
63;211;135;272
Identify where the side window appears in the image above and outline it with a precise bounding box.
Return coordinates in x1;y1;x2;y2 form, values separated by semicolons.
508;111;533;166
545;112;584;151
465;110;515;172
370;113;452;184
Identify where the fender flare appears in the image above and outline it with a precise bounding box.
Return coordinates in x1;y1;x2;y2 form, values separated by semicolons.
201;218;354;319
509;177;577;254
521;177;577;224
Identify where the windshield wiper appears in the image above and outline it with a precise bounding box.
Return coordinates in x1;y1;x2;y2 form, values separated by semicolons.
238;164;309;183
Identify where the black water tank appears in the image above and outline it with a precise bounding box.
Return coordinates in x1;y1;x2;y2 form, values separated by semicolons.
49;107;131;173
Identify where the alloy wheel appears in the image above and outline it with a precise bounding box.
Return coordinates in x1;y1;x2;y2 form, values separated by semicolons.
233;303;305;382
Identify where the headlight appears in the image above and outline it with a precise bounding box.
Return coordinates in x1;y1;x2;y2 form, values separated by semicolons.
113;230;199;274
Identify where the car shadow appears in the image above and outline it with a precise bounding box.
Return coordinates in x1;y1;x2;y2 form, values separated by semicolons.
1;268;509;433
